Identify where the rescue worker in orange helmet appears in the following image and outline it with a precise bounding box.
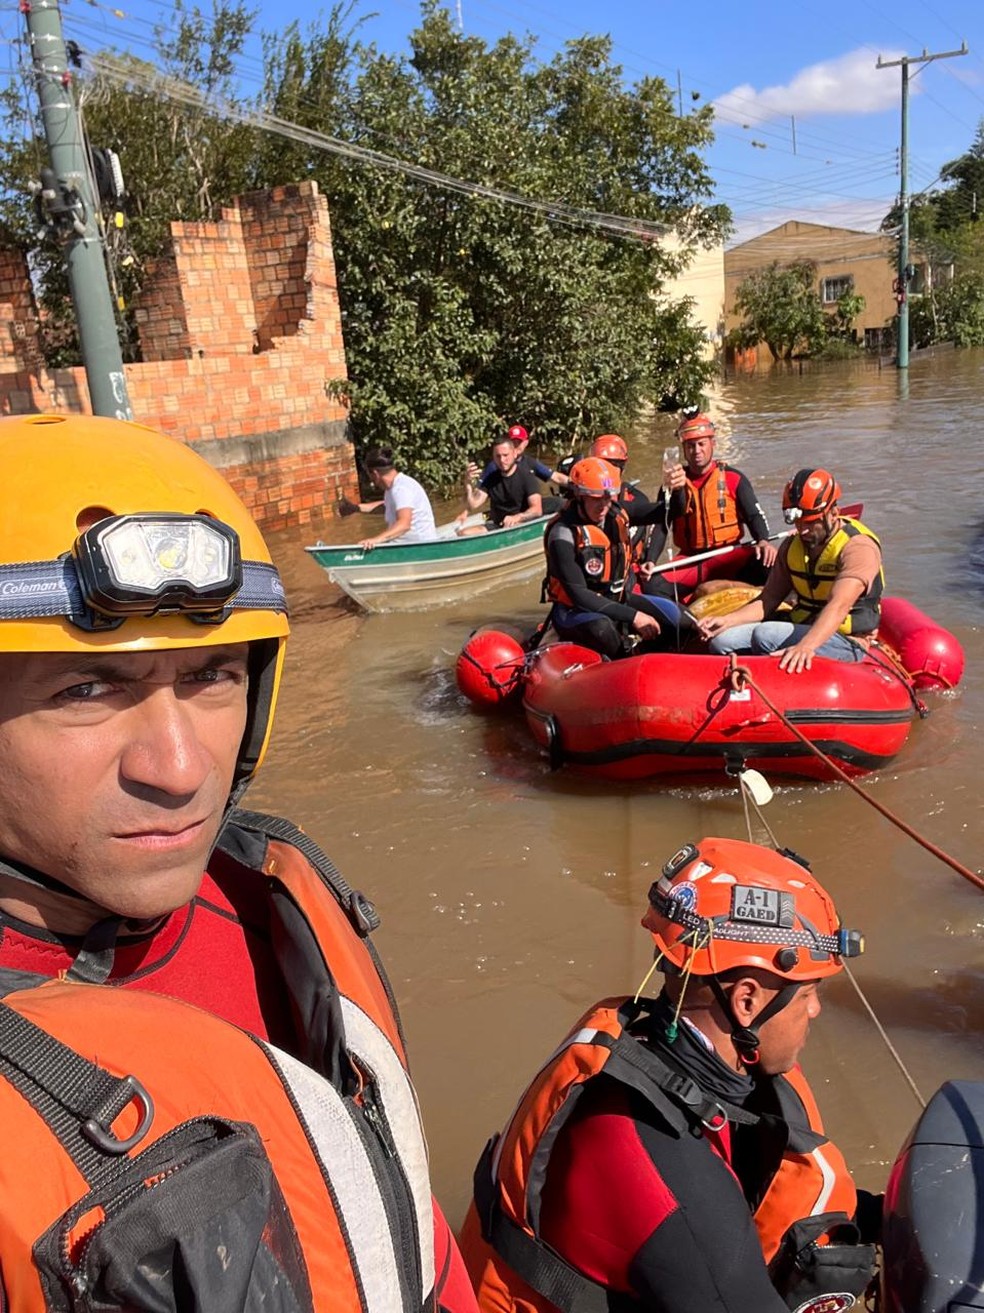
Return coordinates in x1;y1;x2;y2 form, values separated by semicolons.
646;412;776;589
588;433;664;560
542;457;692;658
461;838;880;1313
699;467;885;673
0;414;478;1313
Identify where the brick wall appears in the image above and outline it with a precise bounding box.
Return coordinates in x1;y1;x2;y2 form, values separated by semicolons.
0;249;43;375
0;181;358;531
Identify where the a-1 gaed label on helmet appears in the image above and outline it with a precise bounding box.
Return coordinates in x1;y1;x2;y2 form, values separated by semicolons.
730;886;796;929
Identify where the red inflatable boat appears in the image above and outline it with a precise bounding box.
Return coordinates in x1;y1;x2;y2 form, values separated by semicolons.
456;596;963;783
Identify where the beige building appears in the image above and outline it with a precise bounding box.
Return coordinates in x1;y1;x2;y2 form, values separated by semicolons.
660;231;726;359
723;220;939;351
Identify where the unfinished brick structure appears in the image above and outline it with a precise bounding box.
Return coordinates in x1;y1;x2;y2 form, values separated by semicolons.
0;181;358;531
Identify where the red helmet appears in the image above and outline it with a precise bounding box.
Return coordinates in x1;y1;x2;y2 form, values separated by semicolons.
642;837;862;982
508;425;528;443
589;434;628;463
676;413;716;443
783;468;842;524
568;457;619;498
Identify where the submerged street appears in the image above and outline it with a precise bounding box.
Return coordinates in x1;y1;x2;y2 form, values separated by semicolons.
251;348;984;1222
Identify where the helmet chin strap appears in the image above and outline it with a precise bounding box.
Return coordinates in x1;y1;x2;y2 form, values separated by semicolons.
710;977;802;1067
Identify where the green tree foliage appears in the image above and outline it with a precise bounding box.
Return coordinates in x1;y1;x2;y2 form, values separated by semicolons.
266;5;729;486
732;260;826;361
0;0;261;361
2;1;729;487
880;118;984;349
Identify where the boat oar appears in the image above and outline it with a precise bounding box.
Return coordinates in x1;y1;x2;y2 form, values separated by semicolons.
647;501;864;577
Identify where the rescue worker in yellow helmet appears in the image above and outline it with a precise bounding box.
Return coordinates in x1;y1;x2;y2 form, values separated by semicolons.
461;838;880;1313
0;414;478;1312
698;467;884;673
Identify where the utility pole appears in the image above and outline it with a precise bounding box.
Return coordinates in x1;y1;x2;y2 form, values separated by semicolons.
877;43;968;370
23;0;132;419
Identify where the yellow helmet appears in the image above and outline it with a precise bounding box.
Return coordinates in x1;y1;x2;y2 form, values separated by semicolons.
0;413;290;783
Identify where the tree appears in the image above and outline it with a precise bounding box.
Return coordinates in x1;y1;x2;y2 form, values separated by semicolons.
732;261;826;361
3;1;730;488
0;0;261;362
264;5;730;486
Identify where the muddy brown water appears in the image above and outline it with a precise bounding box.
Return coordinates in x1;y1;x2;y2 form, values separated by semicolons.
249;349;984;1225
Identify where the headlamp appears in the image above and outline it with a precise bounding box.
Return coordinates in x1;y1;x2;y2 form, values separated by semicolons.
73;514;243;619
783;506;803;525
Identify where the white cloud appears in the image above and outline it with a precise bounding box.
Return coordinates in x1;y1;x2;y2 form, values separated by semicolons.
714;48;910;125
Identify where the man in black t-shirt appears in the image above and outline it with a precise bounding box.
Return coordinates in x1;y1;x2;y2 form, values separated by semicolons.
462;437;543;528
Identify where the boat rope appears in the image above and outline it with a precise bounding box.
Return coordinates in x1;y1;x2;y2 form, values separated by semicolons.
738;774;781;849
730;710;930;1112
865;642;931;716
842;964;926;1110
457;646;528;696
726;656;984;894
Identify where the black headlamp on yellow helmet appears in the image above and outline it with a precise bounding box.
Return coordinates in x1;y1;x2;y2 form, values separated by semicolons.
0;512;285;632
0;413;291;787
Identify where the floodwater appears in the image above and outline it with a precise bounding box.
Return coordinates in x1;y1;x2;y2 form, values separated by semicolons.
249;347;984;1225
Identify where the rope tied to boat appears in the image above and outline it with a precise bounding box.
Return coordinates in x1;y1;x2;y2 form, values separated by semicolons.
727;658;984;896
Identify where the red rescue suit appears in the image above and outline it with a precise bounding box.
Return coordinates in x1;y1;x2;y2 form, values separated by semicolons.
461;996;874;1313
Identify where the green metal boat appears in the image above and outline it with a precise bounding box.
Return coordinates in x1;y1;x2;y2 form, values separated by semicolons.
305;514;550;612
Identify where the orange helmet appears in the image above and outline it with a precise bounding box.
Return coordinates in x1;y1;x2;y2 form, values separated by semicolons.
783;468;842;524
589;434;628;464
568;457;619;498
676;413;716;443
642;837;862;982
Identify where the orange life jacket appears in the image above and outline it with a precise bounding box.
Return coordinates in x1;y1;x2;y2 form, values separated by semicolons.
672;462;741;554
543;506;633;607
0;808;436;1313
462;996;869;1313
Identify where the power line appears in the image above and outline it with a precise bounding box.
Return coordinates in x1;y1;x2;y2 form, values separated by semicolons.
88;53;683;245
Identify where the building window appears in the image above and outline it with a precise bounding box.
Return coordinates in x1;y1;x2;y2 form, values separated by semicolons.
821;275;854;304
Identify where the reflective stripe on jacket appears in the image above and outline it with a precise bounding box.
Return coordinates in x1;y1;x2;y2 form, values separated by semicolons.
461;996;860;1313
543;506;633;607
0;809;435;1313
786;517;883;635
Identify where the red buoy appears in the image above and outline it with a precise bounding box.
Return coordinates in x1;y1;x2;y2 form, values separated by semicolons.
878;596;965;691
456;629;527;706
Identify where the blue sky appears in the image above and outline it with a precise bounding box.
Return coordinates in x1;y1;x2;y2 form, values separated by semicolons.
12;0;984;244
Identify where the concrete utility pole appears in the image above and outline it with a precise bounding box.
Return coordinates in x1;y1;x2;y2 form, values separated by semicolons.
877;43;968;370
23;0;132;419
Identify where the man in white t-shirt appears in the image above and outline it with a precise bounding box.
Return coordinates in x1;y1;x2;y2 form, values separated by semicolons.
355;446;438;548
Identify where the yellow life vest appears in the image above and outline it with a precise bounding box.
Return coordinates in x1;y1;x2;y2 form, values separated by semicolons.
786;517;883;635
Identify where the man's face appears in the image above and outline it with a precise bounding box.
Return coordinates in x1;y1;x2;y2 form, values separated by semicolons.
578;493;613;525
795;510;837;557
0;644;249;922
682;437;714;474
755;981;822;1075
492;442;519;475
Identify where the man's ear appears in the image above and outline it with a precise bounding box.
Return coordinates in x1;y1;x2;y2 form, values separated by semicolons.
725;974;765;1024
